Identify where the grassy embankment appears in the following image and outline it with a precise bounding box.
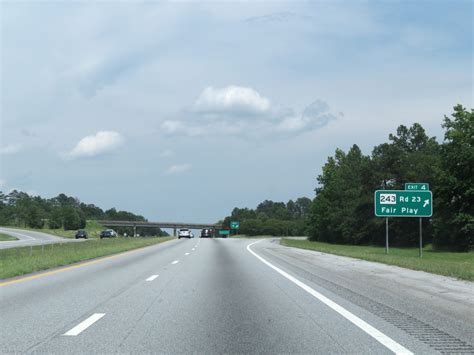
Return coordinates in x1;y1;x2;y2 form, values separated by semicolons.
0;236;175;280
281;239;474;281
0;233;18;241
0;220;105;239
35;219;105;238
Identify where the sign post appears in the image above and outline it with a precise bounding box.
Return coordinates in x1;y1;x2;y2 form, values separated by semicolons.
419;217;423;258
404;183;430;258
375;188;432;257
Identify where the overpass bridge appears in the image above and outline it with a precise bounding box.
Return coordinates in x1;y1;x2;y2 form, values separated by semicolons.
97;220;222;237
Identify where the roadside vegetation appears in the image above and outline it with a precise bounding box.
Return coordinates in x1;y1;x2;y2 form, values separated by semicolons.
221;198;311;236
223;106;472;252
0;237;174;280
281;239;474;281
0;192;167;237
0;233;17;241
7;219;106;239
309;105;472;251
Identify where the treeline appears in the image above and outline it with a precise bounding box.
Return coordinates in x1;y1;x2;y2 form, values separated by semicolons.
0;191;166;236
309;105;473;251
222;198;311;236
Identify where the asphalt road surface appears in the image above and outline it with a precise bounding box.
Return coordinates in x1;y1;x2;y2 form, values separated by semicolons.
1;238;473;354
0;227;83;250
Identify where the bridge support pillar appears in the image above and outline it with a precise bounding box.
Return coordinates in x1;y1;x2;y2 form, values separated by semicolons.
133;225;137;237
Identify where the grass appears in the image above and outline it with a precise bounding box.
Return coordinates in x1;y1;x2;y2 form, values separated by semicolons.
0;236;175;280
0;233;18;241
280;239;474;281
3;220;105;239
39;219;105;239
230;235;280;238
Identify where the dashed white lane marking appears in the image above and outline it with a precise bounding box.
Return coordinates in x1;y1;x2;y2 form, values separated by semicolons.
63;313;105;336
247;240;413;355
172;260;179;264
191;248;195;251
185;252;190;256
146;275;159;281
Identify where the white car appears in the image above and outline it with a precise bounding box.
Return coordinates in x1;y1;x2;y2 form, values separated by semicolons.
178;228;191;239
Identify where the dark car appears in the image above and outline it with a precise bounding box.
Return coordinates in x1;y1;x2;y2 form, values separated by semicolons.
100;229;117;239
200;229;213;238
75;230;88;239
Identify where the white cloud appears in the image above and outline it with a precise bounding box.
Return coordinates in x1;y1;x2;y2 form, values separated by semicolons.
276;115;307;132
276;100;337;133
66;131;123;159
193;86;271;116
160;149;175;158
0;144;22;155
163;88;336;138
160;120;205;137
161;120;185;134
166;163;192;174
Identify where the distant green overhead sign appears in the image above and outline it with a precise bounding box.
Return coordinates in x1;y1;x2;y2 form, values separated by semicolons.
405;183;429;191
230;221;240;229
219;230;230;235
375;190;433;217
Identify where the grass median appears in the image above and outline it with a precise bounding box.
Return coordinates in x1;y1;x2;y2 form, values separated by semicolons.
280;238;474;281
0;233;18;241
0;237;174;280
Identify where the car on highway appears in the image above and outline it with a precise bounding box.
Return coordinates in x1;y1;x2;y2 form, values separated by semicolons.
178;228;191;239
75;230;88;239
200;228;213;238
100;229;117;239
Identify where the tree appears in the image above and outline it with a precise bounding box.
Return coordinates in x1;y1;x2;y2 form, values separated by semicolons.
222;197;311;236
49;208;63;229
309;145;376;244
63;207;81;230
295;197;312;218
26;204;44;228
256;200;292;220
371;123;440;246
434;105;473;251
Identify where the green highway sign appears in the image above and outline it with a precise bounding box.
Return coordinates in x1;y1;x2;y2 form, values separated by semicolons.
219;230;230;235
405;183;430;191
375;190;433;217
230;221;240;229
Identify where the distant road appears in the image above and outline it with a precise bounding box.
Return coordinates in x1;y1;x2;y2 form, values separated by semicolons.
1;238;473;353
0;227;83;249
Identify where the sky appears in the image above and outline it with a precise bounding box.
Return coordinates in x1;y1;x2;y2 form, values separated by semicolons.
1;1;472;223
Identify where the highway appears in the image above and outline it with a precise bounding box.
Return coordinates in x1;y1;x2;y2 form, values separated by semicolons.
1;238;473;354
0;227;83;250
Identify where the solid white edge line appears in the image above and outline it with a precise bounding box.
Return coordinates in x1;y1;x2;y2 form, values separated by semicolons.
172;260;179;264
63;313;105;336
246;240;413;355
146;274;159;281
